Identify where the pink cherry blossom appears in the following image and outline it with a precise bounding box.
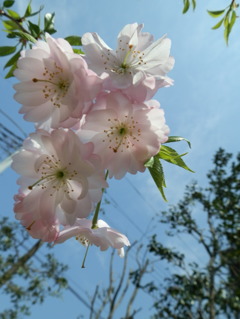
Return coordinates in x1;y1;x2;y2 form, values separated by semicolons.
79;91;169;179
55;218;130;257
14;191;60;242
12;129;108;237
14;34;102;129
82;23;174;96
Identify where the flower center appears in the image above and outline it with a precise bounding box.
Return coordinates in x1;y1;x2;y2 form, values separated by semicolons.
101;42;146;76
32;63;70;108
102;116;141;153
76;235;90;246
28;154;78;196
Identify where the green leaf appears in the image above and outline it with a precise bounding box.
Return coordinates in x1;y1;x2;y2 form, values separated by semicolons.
2;20;20;31
191;0;196;10
25;5;44;18
159;145;194;173
0;46;16;56
24;1;32;17
6;9;20;19
147;156;167;202
5;62;17;78
182;0;190;14
212;18;224;30
229;10;236;30
3;0;15;8
224;24;230;45
144;156;154;168
28;21;40;38
44;12;56;34
207;9;225;18
4;50;20;68
224;12;230;27
73;48;84;54
12;30;37;43
164;136;191;148
65;36;82;46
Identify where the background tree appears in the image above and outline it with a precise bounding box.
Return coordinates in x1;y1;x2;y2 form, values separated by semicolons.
0;217;68;319
148;148;240;319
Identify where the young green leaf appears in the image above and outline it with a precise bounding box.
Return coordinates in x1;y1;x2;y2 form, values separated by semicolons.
191;0;196;10
13;30;37;43
212;18;224;30
65;36;82;46
3;0;15;8
0;46;16;56
207;9;225;18
2;19;20;31
224;12;230;27
224;24;230;45
164;136;191;148
144;156;154;168
24;2;32;17
147;156;167;202
159;145;194;173
6;9;20;19
182;0;190;14
229;10;236;30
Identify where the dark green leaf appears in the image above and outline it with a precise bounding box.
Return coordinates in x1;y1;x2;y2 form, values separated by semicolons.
0;46;16;56
182;0;190;14
6;32;17;39
5;62;17;78
65;36;82;46
3;0;15;8
148;156;167;202
207;9;225;18
6;9;20;19
4;50;21;68
73;48;84;54
28;21;40;38
159;145;194;173
212;18;224;30
164;136;191;148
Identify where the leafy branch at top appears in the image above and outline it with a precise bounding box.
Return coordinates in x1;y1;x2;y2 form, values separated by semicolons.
182;0;239;45
0;0;56;78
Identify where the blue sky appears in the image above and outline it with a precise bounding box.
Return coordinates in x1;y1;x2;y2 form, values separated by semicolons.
1;0;240;318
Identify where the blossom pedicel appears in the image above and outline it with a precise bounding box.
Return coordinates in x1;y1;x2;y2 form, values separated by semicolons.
12;23;175;260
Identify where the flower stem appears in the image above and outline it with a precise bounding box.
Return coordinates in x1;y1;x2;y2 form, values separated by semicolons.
91;170;108;229
81;244;90;268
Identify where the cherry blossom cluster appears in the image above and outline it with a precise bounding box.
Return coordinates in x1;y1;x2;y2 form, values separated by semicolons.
12;23;174;258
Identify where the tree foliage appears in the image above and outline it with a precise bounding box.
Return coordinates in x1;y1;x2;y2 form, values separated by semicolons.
148;148;240;319
0;217;68;319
